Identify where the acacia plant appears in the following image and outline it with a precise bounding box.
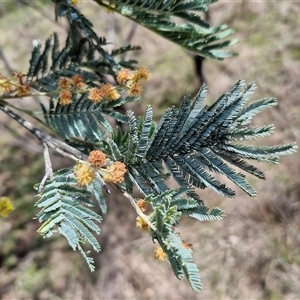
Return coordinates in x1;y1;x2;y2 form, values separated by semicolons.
0;0;297;292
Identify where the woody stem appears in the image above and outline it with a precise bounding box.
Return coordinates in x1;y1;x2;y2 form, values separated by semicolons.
0;103;87;160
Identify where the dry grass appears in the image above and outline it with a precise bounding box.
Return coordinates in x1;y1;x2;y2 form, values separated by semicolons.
0;2;300;299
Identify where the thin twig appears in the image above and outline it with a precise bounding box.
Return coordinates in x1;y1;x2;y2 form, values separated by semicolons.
124;191;157;232
48;138;87;161
1;92;54;100
1;99;49;128
0;104;87;160
38;143;54;193
46;140;83;162
0;103;45;142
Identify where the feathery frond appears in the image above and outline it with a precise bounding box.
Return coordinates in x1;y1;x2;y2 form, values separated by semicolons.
27;33;141;140
149;194;202;291
93;0;237;59
36;168;104;271
41;92;139;141
13;1;296;292
109;80;297;198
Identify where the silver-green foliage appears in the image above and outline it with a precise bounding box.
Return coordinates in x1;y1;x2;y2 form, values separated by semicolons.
107;81;296;199
93;0;237;59
36;168;104;271
28;32;139;139
22;0;297;292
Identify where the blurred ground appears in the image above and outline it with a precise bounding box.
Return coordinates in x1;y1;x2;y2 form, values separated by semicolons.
0;1;300;299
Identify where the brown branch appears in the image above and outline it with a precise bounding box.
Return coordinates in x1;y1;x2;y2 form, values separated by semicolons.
0;103;87;161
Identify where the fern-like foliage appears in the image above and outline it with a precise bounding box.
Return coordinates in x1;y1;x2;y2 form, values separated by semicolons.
26;31;140;139
107;80;297;198
53;0;141;66
101;81;296;288
22;0;296;292
142;189;224;291
36;168;106;271
93;0;237;59
146;188;224;221
27;29;137;90
32;0;237;142
41;83;138;141
26;1;144;139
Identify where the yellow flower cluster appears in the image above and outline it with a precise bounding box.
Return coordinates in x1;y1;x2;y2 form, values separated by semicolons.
136;216;149;231
0;74;12;93
127;82;143;97
88;83;120;103
16;84;31;97
15;72;31;97
0;72;31;97
136;199;147;212
131;66;149;82
116;66;149;97
59;90;72;106
116;69;130;85
88;150;106;167
57;67;148;106
154;246;167;261
72;74;85;88
59;77;71;90
182;240;193;251
74;163;96;187
0;196;14;218
102;161;127;184
74;150;127;187
88;87;102;103
58;74;85;106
